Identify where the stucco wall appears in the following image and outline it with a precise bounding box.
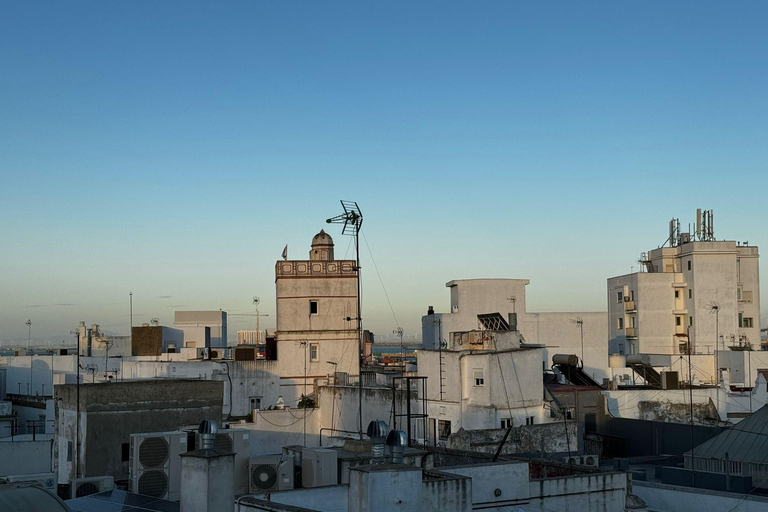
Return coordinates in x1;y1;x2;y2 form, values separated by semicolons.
0;439;53;476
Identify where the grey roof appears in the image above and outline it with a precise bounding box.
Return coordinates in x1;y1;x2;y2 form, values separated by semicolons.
687;404;768;464
0;486;71;512
67;489;179;512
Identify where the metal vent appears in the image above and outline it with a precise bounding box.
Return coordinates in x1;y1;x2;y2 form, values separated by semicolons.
137;469;168;497
250;464;277;490
214;433;233;452
75;482;99;498
139;437;169;468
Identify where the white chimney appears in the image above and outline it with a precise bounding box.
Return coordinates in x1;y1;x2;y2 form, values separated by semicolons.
180;420;234;512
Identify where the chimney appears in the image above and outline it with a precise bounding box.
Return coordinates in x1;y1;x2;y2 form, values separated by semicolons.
427;306;434;315
366;420;389;464
180;420;234;512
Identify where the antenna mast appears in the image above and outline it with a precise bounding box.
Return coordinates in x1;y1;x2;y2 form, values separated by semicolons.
326;201;364;438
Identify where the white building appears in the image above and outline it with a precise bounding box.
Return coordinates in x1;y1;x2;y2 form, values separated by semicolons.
174;310;228;347
422;279;609;382
608;210;760;357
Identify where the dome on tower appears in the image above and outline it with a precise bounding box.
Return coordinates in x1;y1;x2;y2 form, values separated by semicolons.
310;229;335;261
312;229;334;247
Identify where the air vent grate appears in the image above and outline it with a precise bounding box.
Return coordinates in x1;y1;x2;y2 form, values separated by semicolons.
139;437;169;468
250;464;277;490
75;482;99;498
214;433;233;452
137;469;168;497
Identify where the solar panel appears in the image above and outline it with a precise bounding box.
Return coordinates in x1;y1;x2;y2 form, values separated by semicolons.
67;489;180;512
477;313;510;331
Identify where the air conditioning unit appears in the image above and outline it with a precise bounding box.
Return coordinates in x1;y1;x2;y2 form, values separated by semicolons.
2;473;57;494
248;455;294;493
130;431;187;500
562;456;582;465
582;455;599;467
302;448;338;487
70;476;114;498
194;428;250;495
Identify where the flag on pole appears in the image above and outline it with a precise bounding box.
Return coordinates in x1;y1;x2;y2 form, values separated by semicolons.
282;245;288;260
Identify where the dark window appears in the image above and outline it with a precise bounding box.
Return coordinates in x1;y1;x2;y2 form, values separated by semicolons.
675;290;679;298
67;441;73;462
121;442;130;462
688;289;692;299
676;317;682;326
310;301;318;315
688;260;692;271
438;420;451;440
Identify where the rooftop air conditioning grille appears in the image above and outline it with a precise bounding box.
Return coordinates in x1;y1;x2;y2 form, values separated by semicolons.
75;482;99;498
139;437;169;468
251;464;277;490
137;470;168;497
214;433;233;452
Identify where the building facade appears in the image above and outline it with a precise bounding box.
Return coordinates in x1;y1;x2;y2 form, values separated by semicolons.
608;212;760;357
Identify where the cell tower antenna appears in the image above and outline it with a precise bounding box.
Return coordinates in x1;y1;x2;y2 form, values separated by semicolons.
326;200;364;438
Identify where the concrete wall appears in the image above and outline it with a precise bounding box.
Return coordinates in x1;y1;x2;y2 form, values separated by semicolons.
174;311;227;347
446;422;580;456
54;379;223;482
527;472;627;512
249;485;349;512
0;439;53;476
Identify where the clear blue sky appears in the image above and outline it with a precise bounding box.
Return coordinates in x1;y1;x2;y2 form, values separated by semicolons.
1;2;766;343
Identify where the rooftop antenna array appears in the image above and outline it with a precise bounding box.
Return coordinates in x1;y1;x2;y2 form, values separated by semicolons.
326;200;364;438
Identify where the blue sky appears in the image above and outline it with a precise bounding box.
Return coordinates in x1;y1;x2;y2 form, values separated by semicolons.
1;2;766;342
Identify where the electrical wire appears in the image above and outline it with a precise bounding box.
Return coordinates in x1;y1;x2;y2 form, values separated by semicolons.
361;230;401;329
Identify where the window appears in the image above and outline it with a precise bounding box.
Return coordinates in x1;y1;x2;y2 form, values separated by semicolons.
122;443;130;462
741;316;754;328
67;441;73;462
617;318;624;330
501;418;513;429
525;416;535;425
630;290;635;301
688;289;692;299
438;420;451;440
473;369;485;386
309;300;318;315
676;317;682;326
250;396;262;410
617;291;623;304
675;290;680;299
689;316;693;326
618;344;625;355
309;343;319;362
688;260;692;271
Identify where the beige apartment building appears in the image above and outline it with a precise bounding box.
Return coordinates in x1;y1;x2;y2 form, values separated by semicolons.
608;210;760;357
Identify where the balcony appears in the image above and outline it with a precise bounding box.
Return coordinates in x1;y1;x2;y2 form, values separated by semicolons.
624;300;636;312
625;327;638;338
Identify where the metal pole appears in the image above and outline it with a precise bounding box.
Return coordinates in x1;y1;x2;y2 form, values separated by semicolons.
129;292;133;329
76;330;81;478
356;229;363;439
406;377;412;447
580;323;584;365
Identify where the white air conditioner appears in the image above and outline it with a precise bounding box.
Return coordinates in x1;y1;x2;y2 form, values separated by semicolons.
302;448;338;488
129;431;187;500
2;473;57;494
194;428;250;495
562;456;581;465
70;476;114;498
248;455;294;493
582;455;599;467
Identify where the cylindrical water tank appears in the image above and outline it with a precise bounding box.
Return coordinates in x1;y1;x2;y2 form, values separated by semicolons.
626;354;651;365
552;354;579;366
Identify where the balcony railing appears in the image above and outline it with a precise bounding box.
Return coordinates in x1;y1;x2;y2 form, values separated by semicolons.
625;327;637;337
624;300;636;311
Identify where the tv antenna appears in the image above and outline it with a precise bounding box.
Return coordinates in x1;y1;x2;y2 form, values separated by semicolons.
252;296;269;336
570;317;584;365
326;200;364;438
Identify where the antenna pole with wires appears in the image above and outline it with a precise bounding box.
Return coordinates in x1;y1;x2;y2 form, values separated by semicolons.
327;200;364;438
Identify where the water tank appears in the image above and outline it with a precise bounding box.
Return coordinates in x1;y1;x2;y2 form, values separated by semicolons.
552;354;579;366
626;354;651;365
